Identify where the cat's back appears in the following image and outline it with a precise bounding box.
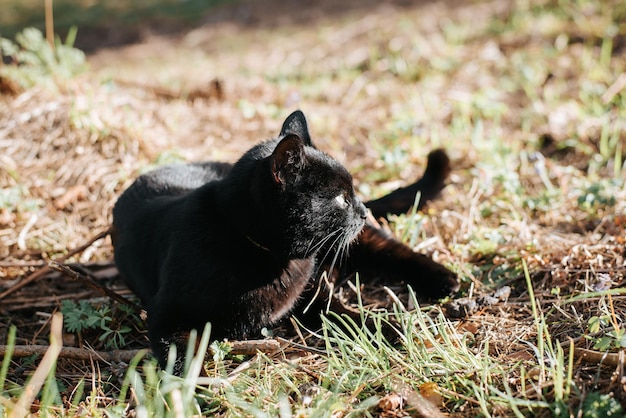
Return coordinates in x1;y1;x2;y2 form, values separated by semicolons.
113;161;231;222
120;161;230;201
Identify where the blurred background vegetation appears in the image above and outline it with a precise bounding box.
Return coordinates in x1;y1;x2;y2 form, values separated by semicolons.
0;0;233;51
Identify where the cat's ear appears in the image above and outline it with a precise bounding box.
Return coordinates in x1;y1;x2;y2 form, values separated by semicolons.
271;134;306;186
280;110;313;146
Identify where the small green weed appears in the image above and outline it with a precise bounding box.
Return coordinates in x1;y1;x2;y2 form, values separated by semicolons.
0;186;43;213
0;26;86;90
60;300;134;350
580;391;624;418
588;324;626;351
586;293;626;351
60;300;106;333
576;180;618;212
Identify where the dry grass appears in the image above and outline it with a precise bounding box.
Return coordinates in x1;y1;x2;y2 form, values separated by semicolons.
1;0;626;415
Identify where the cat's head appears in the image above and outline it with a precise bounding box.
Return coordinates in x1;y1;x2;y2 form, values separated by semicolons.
241;111;368;259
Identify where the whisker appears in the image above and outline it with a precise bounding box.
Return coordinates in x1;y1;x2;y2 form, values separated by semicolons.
305;229;347;308
314;230;345;275
325;231;348;278
306;228;341;258
315;230;341;253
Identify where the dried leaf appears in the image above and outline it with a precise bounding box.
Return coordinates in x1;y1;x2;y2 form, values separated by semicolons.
419;382;443;406
378;392;405;411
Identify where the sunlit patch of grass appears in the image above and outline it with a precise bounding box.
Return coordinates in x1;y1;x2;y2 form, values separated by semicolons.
484;0;626;178
1;284;624;417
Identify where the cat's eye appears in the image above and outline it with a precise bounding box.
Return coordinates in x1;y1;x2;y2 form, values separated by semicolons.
334;194;348;208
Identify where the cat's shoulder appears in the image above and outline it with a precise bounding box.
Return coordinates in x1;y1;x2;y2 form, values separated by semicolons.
145;161;231;189
124;161;232;198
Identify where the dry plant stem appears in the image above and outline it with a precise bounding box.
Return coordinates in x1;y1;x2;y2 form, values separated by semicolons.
113;78;223;101
226;354;259;383
574;347;624;368
0;339;281;363
275;336;327;355
0;344;145;363
5;291;94;312
48;260;144;315
0;228;111;301
9;313;62;418
45;0;54;51
602;73;626;104
223;339;281;355
0;261;46;267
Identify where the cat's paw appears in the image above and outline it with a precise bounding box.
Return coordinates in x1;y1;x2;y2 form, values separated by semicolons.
412;267;460;300
431;269;460;298
397;251;460;300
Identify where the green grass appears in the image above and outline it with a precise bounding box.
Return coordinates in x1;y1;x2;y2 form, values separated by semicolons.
2;284;622;416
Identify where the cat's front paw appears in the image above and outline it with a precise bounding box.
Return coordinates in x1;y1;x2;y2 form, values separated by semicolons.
399;252;460;300
411;265;459;300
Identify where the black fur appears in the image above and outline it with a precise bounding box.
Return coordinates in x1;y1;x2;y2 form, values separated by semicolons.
112;110;458;372
366;149;450;218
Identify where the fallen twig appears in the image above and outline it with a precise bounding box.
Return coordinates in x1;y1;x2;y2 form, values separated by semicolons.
0;339;281;363
223;339;281;355
0;344;146;363
275;336;326;355
0;228;111;301
0;260;46;268
5;291;94;312
48;261;144;316
113;78;223;101
574;347;624;368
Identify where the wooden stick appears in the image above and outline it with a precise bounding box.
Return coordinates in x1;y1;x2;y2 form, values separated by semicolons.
275;336;326;355
0;339;282;362
45;0;55;51
0;228;111;301
113;79;223;101
574;347;624;368
0;344;145;363
48;261;144;315
0;261;46;268
223;339;281;355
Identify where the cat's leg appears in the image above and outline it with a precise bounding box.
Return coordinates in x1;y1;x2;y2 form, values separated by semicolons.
146;298;200;376
365;149;450;218
148;327;190;375
147;319;184;374
347;221;459;299
296;222;457;337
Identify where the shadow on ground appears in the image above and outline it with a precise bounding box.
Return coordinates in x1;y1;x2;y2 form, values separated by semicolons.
2;0;439;53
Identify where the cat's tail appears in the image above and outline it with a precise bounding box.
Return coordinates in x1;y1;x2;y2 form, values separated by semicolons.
365;149;451;219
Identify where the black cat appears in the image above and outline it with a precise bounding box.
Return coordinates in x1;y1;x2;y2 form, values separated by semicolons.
112;111;458;372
